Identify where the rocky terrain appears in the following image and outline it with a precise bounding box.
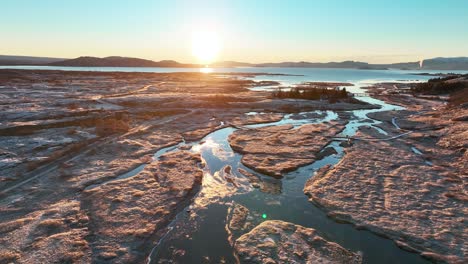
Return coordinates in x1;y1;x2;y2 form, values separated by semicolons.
228;121;346;177
0;69;376;263
235;220;362;264
305;92;467;263
82;150;203;262
2;68;465;263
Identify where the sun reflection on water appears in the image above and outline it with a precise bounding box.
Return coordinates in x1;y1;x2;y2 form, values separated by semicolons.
199;67;213;73
191;138;233;161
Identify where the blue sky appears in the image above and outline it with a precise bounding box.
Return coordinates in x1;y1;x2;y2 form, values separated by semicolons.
1;0;467;63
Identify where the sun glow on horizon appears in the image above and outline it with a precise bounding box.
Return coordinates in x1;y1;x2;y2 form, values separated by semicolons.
192;31;220;65
200;67;213;73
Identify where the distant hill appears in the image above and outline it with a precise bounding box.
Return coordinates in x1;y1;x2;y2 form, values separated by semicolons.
1;55;468;70
380;62;420;70
216;57;468;70
419;57;468;70
213;60;390;69
254;61;387;69
0;55;66;65
377;57;468;70
49;56;199;68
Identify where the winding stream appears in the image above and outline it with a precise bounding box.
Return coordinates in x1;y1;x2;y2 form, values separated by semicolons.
139;86;431;263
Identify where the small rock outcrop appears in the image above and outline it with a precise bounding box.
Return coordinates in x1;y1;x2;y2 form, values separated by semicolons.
235;220;362;264
229;122;344;177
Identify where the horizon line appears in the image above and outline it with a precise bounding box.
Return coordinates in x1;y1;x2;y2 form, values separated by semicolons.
5;53;468;65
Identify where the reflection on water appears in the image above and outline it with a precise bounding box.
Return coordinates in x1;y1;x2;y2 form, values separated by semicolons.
147;71;432;264
149;112;429;264
199;67;213;73
192;138;234;161
187;128;252;210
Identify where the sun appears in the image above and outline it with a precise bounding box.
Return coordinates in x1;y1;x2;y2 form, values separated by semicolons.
192;31;220;65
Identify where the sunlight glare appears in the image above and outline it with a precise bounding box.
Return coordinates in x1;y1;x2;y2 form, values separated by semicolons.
192;31;220;65
200;67;213;73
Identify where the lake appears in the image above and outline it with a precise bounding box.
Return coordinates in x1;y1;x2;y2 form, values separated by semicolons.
1;65;467;87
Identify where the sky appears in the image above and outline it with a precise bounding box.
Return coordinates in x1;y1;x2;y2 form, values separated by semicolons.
1;0;468;63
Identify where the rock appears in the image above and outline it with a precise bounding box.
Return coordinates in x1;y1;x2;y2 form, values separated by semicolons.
315;147;338;160
81;150;203;263
238;168;282;194
0;200;91;263
259;178;282;195
229;122;345;177
227;203;249;232
339;141;351;147
226;202;255;247
288;112;325;120
235;220;362;264
231;113;284;126
238;168;261;187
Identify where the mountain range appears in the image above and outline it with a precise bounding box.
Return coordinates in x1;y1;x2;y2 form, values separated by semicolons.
1;55;468;70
